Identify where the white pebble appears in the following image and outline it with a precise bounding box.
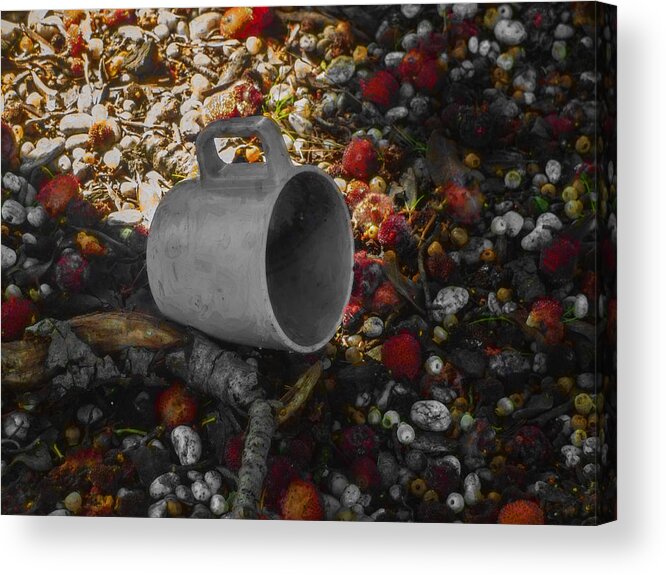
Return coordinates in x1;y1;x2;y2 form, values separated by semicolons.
446;492;465;513
191;479;212;503
490;216;507;235
88;38;103;60
425;355;444;376
396;422;415;445
329;471;349;498
153;24;170;40
545;159;562;183
432;286;469;322
245;36;263;55
103;147;122;170
502;210;524;237
2;199;27;225
27;205;48;228
574;294;588;318
171;426;202;465
204;470;222;493
210;494;229;516
341;484;361;507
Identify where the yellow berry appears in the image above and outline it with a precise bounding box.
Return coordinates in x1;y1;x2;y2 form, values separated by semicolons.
410;478;427;498
564;199;584;219
464;153;481;169
571;414;587;431
561;186;579;202
427;241;444;256
557;376;575;394
369;176;387;194
450;227;469;247
496;287;512;303
540;183;557;197
345;346;363;364
574;393;594;415
575;135;591;155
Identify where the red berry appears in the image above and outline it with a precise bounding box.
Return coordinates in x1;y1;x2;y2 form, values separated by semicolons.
280;478;324;521
398;49;425;80
438;181;484;224
426;252;456;282
540;235;581;275
1;120;18;169
1;297;38;341
352;192;395;229
155;382;198;429
351;250;384;299
342;295;364;330
224;433;245;472
382;333;422;381
370;281;400;314
527;298;564;345
361;70;399;108
414;59;442;93
342;138;379;181
37;174;80;217
498;500;545;525
102;9;136;28
337;425;378;462
344;179;370;209
350;456;381;492
377;214;411;251
264;456;298;510
54;251;90;293
220;7;273;39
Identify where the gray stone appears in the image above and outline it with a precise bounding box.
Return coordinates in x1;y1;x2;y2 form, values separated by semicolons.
536;212;563;231
2;172;22;193
521;226;553;251
59;113;93;136
432;286;469;321
149;472;181;499
117;25;143;41
106;209;143;226
171;425;202;465
210;494;229;515
385;106;409;122
325;56;355;85
554;23;575;40
175;484;196;505
410;400;452;432
20;139;65;175
147;499;168;518
494;19;527;46
76;404;103;425
191;479;212;502
503;210;524;237
513;68;537;92
384;51;406;68
488;350;531;379
545;159;562;183
288;112;313;136
189;12;222;40
1;244;17;270
2;199;26;225
460;237;493;265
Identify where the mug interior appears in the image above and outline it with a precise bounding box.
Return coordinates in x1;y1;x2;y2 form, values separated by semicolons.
266;171;353;349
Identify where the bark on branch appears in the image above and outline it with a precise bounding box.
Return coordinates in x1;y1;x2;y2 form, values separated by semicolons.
230;399;276;519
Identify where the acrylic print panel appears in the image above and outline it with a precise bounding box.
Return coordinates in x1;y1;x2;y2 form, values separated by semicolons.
0;3;616;524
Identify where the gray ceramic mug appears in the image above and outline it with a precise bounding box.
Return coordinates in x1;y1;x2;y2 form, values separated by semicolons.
147;116;354;353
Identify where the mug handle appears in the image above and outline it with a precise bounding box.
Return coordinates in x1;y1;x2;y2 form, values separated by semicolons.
196;116;293;186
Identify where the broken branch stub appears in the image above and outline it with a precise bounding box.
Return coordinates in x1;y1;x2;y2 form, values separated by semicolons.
166;334;265;410
230;399;276;519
